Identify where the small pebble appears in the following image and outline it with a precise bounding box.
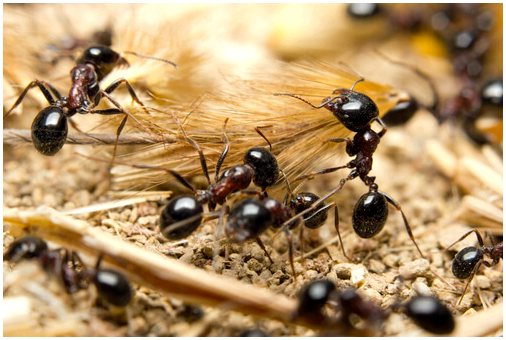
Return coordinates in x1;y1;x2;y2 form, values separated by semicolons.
399;259;430;279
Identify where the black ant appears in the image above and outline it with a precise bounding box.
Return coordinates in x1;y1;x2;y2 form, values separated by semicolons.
446;229;503;304
294;279;455;335
275;80;425;260
292;279;385;334
4;45;176;157
224;188;336;276
4;235;133;307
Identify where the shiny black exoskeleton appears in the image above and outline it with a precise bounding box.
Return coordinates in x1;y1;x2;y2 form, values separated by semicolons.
5;236;133;306
347;3;381;19
4;235;48;262
93;268;133;307
226;198;273;243
244;147;279;191
295;279;336;319
381;96;419;126
481;78;503;106
352;186;388;238
293;280;385;331
5;45;155;156
160;195;204;240
153;120;281;241
446;229;503;303
290;192;328;229
404;296;455;334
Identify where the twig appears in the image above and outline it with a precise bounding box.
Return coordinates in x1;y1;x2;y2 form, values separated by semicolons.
3;129;174;146
2;207;349;332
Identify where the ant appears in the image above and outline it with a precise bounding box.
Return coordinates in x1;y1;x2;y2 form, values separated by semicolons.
4;44;176;157
5;235;133;307
294;279;455;335
224;188;336;276
446;229;503;304
292;279;385;334
275;79;425;260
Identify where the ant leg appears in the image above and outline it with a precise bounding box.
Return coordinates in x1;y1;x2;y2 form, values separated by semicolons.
103;78;150;116
295;164;350;181
333;205;352;262
457;260;482;305
215;119;230;182
299;225;305;266
374;118;388;138
255;237;274;265
170;113;212;186
381;191;425;258
284;229;297;278
446;229;484;252
5;80;59;117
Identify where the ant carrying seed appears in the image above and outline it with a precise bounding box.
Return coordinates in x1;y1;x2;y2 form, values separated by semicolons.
275;79;425;260
4;44;176;157
445;229;503;304
5;235;133;307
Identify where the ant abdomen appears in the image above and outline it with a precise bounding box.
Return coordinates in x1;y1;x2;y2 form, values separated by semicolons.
352;191;388;238
291;192;328;229
225;198;273;242
160;195;204;240
31;106;68;156
451;246;483;279
295;278;336;318
93;268;133;307
243;147;279;190
404;296;455;334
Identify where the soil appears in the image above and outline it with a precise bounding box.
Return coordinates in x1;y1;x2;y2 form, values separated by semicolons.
3;3;502;337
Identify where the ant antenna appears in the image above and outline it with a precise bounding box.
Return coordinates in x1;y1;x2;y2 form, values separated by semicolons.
123;50;177;68
254;125;273;151
215;118;230;182
374;49;439;111
350;77;365;91
273;93;331;109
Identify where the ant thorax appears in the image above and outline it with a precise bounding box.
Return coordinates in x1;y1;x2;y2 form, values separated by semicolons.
68;64;100;111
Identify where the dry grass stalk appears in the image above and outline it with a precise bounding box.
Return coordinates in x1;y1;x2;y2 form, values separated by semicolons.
4;129;173;146
111;61;406;194
426;137;503;232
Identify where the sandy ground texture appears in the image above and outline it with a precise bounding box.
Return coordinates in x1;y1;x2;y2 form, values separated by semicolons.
3;3;503;337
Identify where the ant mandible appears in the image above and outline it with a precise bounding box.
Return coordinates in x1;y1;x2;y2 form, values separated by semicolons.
5;235;133;307
446;228;503;304
275;79;425;260
5;45;176;157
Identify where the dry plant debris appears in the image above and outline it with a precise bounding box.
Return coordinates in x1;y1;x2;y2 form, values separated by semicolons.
3;3;503;337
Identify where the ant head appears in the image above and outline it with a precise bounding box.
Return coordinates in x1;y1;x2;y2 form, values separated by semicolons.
160;195;204;240
5;236;48;263
295;279;336;319
243;147;279;190
347;3;382;19
324;90;379;132
31;106;68;156
290;192;327;229
226;198;273;242
382;96;419;126
404;295;455;334
77;45;122;81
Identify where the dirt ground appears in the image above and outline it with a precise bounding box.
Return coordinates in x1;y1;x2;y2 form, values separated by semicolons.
3;3;503;337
